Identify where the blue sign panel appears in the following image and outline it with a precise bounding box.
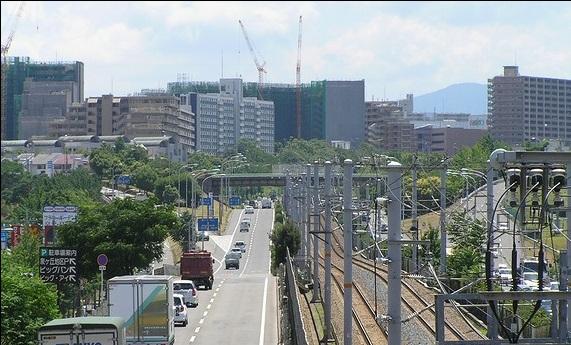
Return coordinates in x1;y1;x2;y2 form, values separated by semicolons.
1;230;9;242
229;196;241;206
201;197;212;206
116;175;131;185
197;218;219;231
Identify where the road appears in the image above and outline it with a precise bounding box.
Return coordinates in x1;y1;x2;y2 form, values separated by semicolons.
173;208;278;345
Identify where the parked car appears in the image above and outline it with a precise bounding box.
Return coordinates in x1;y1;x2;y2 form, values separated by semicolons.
173;294;188;327
245;206;254;214
230;247;243;258
235;240;246;253
173;279;199;308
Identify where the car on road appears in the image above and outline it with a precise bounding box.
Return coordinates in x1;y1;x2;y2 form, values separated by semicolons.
245;206;254;214
230;247;243;258
521;271;539;290
496;268;512;284
173;280;199;308
225;252;240;270
173;294;188;327
235;240;246;253
240;218;251;232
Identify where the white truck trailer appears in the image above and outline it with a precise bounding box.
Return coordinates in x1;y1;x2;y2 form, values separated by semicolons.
37;316;126;345
108;275;175;345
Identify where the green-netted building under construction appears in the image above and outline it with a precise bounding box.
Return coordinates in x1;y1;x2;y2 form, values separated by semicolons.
168;79;365;147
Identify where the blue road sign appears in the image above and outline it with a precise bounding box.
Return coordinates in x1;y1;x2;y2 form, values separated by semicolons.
201;197;212;206
116;175;131;185
229;196;241;206
197;218;219;231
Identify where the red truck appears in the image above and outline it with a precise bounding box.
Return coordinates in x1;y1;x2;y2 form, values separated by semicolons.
180;250;215;290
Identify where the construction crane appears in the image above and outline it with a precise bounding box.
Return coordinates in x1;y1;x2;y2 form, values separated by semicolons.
238;20;267;100
1;1;26;139
296;16;302;138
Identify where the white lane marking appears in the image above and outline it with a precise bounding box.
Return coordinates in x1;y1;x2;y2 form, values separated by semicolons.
199;318;204;324
269;208;274;273
194;327;200;333
216;288;220;292
203;311;208;317
209;298;214;303
190;336;196;343
258;276;269;345
239;209;260;278
214;209;244;275
213;293;217;297
207;304;211;309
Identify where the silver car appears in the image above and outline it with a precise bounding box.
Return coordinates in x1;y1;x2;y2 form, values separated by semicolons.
173;280;199;308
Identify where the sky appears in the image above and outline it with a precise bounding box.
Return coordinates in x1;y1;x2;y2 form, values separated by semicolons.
2;1;570;100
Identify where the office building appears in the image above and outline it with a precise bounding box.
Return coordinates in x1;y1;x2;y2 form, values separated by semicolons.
488;66;571;146
365;101;415;152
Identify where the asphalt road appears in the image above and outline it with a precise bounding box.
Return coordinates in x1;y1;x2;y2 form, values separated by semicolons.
173;208;278;345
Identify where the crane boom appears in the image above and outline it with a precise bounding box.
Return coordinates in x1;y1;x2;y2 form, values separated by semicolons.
296;15;302;138
238;19;266;99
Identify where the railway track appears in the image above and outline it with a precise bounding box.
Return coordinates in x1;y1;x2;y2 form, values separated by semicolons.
326;229;485;342
317;258;383;345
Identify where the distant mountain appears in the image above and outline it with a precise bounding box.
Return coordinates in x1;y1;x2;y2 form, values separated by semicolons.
413;83;487;115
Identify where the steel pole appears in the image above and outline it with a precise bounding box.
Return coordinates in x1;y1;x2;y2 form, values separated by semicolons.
312;163;320;302
559;250;568;342
566;159;571;335
439;167;447;274
412;164;418;273
387;161;402;345
343;159;353;345
323;161;332;341
300;173;307;260
486;161;498;339
306;164;312;272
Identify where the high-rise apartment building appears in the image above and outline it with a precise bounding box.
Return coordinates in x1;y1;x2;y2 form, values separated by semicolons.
488;66;571;146
3;57;84;139
182;78;275;154
365;101;415;152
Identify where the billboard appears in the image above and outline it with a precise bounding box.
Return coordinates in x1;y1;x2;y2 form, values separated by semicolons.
39;247;78;283
42;205;78;246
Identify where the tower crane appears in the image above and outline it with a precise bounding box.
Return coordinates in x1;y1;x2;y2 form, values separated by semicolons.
238;20;267;100
1;1;26;139
296;15;302;138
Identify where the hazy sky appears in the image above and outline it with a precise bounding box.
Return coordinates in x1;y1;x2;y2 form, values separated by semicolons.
2;1;570;100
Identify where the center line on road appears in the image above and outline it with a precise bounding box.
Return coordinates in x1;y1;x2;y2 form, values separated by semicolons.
199;318;204;324
194;327;200;333
203;311;208;317
216;288;220;292
190;336;196;343
209;298;214;303
207;304;211;309
213;293;217;297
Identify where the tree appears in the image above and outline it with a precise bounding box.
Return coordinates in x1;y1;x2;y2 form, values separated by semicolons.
56;198;180;279
271;219;301;272
1;160;32;204
169;211;196;251
446;211;486;278
1;236;60;345
162;185;180;204
132;164;159;192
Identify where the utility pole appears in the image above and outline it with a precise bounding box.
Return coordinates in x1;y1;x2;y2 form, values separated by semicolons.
412;163;418;273
300;173;307;260
311;162;320;302
439;166;447;275
343;159;353;345
306;164;312;272
323;161;332;342
387;161;403;345
486;161;498;339
566;159;571;335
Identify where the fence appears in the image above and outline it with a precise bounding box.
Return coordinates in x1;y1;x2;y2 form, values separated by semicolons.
283;248;309;345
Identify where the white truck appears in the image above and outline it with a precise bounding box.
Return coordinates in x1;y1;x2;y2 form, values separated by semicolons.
261;197;272;209
108;275;175;345
38;316;126;345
